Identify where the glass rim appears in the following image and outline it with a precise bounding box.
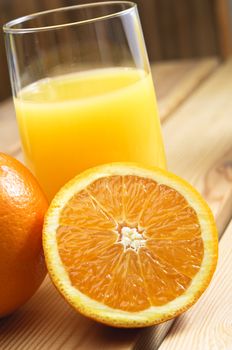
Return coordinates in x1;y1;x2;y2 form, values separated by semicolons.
3;1;136;34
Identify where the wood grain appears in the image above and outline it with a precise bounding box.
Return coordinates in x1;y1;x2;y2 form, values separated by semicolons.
215;0;232;59
0;58;231;350
159;219;232;350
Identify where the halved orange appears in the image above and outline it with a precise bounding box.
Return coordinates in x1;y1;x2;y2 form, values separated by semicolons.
43;163;218;327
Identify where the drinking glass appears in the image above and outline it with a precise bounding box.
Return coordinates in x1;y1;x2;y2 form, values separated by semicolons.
4;1;166;201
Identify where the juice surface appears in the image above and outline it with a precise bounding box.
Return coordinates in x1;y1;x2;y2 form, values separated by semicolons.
15;68;166;200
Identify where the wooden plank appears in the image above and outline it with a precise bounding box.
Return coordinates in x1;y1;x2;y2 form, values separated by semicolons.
0;58;231;350
136;0;163;61
152;57;219;121
190;0;217;57
215;0;232;59
159;219;232;350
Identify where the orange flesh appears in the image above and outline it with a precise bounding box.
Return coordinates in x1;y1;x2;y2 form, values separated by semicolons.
57;175;203;312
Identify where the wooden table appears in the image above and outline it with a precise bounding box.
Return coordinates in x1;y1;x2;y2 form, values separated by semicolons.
0;57;232;350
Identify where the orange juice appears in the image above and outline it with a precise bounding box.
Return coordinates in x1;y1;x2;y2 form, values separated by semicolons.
15;68;166;200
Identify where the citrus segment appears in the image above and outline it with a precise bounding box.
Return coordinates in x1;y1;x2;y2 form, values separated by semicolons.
43;163;218;327
60;243;123;303
59;189;116;230
87;176;124;223
122;175;157;226
139;248;191;306
103;249;150;312
146;238;204;278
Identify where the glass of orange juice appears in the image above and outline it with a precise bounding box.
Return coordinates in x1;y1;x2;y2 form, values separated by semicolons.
4;2;166;201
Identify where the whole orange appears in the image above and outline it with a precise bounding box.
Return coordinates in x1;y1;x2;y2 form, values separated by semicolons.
0;153;48;317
